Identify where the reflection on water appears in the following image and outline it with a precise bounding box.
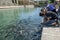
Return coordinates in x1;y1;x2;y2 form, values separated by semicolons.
0;8;43;40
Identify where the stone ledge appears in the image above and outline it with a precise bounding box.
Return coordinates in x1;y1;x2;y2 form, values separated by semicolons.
41;27;60;40
0;5;34;9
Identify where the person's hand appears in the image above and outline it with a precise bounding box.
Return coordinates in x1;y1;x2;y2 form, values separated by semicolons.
47;17;51;22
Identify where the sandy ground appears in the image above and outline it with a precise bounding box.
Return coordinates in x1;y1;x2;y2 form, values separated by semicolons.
41;27;60;40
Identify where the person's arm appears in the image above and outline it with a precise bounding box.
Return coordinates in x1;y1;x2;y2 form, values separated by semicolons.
43;16;51;23
43;16;47;23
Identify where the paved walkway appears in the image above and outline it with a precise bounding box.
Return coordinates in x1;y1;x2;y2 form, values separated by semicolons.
41;27;60;40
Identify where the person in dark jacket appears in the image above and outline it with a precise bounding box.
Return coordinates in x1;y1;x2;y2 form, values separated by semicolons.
40;8;59;26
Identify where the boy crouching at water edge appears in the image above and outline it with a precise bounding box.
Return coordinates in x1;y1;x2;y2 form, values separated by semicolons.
39;8;59;27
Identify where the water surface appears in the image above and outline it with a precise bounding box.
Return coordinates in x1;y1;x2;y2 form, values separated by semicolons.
0;7;43;40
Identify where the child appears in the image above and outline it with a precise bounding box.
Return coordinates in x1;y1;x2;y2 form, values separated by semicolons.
39;8;59;26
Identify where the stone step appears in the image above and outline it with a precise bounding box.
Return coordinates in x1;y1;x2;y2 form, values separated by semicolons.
41;27;60;40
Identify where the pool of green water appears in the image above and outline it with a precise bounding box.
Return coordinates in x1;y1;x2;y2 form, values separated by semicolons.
0;8;36;26
0;7;43;40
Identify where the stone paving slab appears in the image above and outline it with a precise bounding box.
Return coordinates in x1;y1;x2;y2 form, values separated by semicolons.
41;27;60;40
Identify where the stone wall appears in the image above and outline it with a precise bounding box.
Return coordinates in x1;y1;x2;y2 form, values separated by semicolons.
0;0;14;6
0;0;32;6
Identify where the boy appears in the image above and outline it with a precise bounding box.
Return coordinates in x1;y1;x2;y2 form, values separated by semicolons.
40;8;58;26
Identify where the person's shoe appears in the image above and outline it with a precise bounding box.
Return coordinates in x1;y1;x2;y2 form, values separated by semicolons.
55;24;59;27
